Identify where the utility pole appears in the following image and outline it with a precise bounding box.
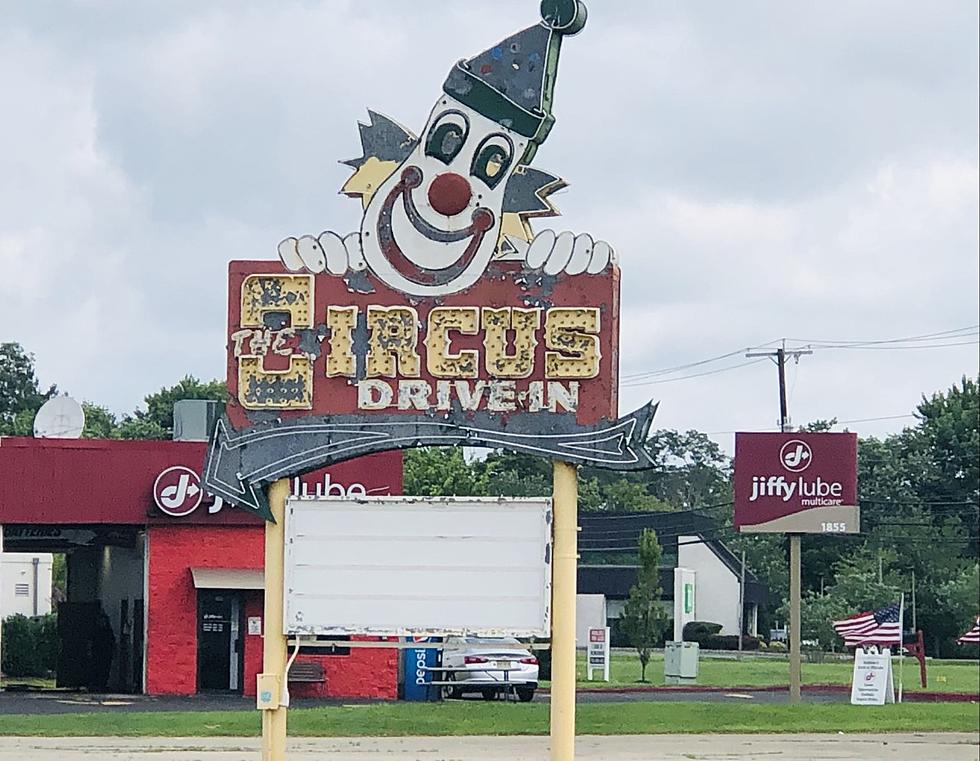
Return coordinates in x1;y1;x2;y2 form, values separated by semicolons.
746;340;812;705
746;341;812;432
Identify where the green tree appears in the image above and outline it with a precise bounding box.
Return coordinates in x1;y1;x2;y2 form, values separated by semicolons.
798;418;839;433
799;590;850;651
598;480;671;512
403;448;487;496
0;343;56;435
620;529;669;681
118;376;227;439
51;554;67;603
475;450;601;509
913;376;980;540
642;430;732;510
81;403;118;439
115;416;169;440
729;533;788;639
479;450;552;497
796;546;903;650
925;563;980;656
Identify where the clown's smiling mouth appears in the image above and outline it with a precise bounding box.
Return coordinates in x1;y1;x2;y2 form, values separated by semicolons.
376;166;495;287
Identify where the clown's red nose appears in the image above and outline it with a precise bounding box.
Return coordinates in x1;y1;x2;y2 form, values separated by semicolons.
427;172;472;216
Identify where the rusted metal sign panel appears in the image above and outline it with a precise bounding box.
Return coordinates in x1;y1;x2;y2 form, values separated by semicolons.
204;0;655;519
284;496;552;637
226;261;620;425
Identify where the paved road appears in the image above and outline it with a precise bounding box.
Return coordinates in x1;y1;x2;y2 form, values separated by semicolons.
0;734;975;760
0;688;846;714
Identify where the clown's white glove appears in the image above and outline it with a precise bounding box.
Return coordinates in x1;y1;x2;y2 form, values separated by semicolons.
278;232;366;275
505;231;615;276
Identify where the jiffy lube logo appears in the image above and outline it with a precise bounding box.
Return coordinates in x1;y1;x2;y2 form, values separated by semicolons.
154;466;375;518
779;440;812;472
749;439;844;506
153;466;203;517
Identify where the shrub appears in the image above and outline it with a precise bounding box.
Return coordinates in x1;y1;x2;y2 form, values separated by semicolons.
768;640;788;652
682;621;722;641
698;634;761;651
1;614;58;677
680;621;760;651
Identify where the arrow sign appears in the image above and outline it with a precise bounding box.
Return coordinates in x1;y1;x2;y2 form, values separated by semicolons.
203;403;658;520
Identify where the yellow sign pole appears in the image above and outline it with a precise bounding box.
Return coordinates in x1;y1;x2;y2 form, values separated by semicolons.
550;460;578;761
260;478;289;761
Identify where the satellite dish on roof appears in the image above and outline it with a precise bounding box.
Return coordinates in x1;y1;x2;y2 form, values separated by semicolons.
33;396;86;439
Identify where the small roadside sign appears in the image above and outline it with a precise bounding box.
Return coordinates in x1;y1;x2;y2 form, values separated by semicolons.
850;647;895;705
586;627;610;682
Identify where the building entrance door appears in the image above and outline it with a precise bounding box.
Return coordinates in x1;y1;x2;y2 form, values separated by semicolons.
197;591;243;691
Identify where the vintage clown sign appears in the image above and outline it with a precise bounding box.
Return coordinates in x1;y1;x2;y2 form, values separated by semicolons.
205;0;655;518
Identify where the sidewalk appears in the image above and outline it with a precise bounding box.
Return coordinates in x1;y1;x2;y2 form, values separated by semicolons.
0;734;976;761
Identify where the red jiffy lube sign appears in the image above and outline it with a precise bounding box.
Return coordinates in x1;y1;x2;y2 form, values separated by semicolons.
734;432;859;534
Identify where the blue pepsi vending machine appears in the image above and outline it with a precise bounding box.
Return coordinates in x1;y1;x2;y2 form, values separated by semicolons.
402;636;441;701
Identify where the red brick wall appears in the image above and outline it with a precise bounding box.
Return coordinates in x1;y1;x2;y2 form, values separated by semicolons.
146;525;397;699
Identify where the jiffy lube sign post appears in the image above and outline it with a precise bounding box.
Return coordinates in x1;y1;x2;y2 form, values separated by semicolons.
204;3;652;760
734;432;859;534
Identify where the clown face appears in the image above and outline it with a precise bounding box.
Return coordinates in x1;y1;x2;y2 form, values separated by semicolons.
360;95;529;297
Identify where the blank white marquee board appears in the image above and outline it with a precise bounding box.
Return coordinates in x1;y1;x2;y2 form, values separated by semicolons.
284;496;552;637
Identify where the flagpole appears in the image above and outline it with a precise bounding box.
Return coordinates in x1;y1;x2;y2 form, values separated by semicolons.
897;593;905;703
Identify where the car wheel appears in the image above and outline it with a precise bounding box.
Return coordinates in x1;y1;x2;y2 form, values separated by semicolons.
441;674;459;700
481;688;496;701
516;687;535;703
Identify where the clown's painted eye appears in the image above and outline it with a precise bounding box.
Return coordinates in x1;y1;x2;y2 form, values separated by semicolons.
471;134;513;189
425;111;469;165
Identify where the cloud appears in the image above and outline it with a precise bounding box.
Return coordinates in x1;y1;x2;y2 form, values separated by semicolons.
0;1;976;449
613;154;979;442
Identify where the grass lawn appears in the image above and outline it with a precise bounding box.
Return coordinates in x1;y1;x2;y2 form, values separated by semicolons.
563;653;980;694
0;702;976;737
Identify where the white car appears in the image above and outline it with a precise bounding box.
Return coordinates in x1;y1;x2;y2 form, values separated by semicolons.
440;636;539;702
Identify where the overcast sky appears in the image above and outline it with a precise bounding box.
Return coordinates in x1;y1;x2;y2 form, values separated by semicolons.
2;1;977;451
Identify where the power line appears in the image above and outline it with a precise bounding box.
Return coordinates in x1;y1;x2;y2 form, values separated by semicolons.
821;338;978;351
787;325;979;348
620;359;768;389
620;347;758;381
619;324;979;388
837;414;916;424
704;412;919;434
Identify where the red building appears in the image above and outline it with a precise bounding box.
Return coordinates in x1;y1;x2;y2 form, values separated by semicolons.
0;436;402;699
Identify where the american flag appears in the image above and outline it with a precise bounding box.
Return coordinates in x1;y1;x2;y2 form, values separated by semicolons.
833;602;902;646
957;618;980;645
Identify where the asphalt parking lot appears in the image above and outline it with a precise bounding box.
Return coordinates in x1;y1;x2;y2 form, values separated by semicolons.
0;687;847;715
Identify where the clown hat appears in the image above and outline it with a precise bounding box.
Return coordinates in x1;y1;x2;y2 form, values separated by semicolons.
444;0;587;163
